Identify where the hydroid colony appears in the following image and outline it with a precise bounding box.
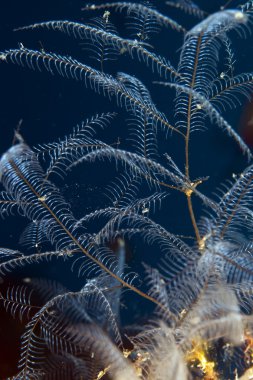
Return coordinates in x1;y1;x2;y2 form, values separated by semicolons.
1;1;253;379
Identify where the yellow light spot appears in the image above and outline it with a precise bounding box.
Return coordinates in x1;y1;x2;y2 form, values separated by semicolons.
198;233;211;251
103;11;110;23
185;188;193;197
184;179;203;198
96;366;110;379
234;11;244;20
38;195;47;202
0;54;7;61
123;349;131;358
186;341;218;380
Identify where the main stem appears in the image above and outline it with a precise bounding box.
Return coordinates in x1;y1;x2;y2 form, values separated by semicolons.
184;34;203;246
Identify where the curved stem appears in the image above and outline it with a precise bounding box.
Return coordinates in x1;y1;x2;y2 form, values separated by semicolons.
184;34;203;246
